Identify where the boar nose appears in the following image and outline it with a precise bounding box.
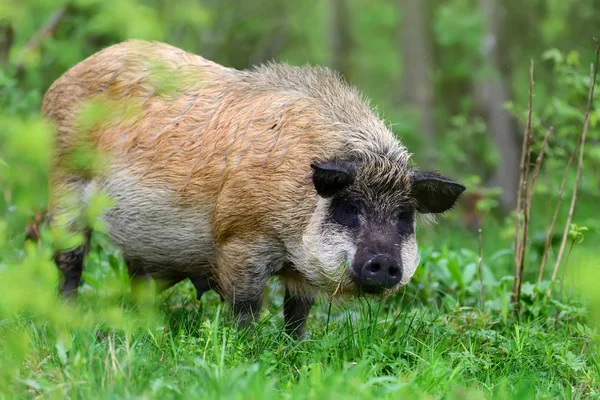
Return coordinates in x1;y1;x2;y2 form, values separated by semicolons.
361;254;402;289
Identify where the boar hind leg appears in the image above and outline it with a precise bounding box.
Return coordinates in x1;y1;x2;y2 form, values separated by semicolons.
156;275;222;301
125;258;160;303
190;277;224;301
191;277;212;300
54;229;92;298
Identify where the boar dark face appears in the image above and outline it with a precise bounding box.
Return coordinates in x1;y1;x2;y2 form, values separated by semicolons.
308;158;465;295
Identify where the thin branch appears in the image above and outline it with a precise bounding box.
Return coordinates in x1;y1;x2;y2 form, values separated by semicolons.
528;127;554;198
478;228;485;308
559;240;576;298
14;7;67;76
514;61;536;306
515;126;553;302
538;135;580;282
547;45;599;297
511;60;534;305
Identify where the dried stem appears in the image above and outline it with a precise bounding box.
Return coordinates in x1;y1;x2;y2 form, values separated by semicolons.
528;127;554;200
558;240;576;298
24;209;48;242
547;47;599;297
511;60;534;305
514;126;553;303
477;228;485;308
537;136;580;282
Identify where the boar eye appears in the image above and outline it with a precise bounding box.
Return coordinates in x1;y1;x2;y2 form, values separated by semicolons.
331;198;360;228
397;209;413;220
396;209;414;234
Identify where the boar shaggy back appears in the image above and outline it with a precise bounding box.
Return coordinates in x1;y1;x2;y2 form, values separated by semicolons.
43;40;465;338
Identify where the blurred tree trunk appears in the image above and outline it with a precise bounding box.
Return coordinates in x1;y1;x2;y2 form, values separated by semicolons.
476;0;520;211
329;0;352;79
399;0;436;165
249;2;288;65
0;22;13;68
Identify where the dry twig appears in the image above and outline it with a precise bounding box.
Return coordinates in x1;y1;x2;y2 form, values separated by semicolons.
538;135;580;282
528;127;554;198
547;46;599;297
477;228;485;308
511;60;534;305
514;127;553;303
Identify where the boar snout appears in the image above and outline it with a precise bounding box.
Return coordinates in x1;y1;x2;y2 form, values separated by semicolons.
355;254;402;293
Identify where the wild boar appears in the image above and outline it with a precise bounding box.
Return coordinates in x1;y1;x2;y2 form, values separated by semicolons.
43;40;465;338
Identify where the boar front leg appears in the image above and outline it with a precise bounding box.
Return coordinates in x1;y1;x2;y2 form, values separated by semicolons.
217;238;281;330
283;288;315;339
124;258;156;303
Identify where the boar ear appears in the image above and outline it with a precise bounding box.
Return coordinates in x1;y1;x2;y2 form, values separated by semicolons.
411;171;466;214
311;161;356;198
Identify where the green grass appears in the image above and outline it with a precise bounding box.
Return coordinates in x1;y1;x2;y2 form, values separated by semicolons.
1;230;599;400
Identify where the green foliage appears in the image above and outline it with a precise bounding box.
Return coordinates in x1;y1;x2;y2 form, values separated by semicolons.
412;245;496;307
437;115;499;179
433;0;483;79
568;224;588;244
539;48;600;166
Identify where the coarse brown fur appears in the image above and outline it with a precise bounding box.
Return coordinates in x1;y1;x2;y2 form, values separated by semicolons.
43;40;463;338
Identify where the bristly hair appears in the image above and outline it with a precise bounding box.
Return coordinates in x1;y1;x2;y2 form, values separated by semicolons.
417;212;439;226
248;60;413;167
